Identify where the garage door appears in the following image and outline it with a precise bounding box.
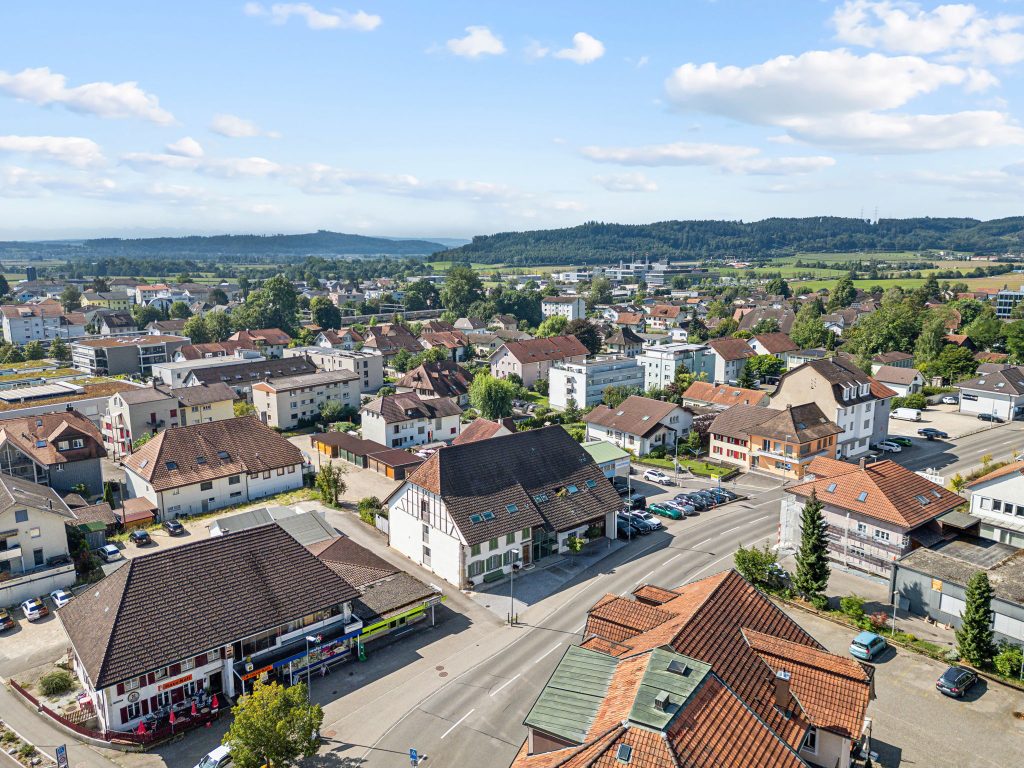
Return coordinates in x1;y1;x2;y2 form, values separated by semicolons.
939;593;966;619
994;613;1024;641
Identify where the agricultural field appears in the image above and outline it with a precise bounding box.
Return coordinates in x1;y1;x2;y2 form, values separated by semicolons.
793;274;1023;294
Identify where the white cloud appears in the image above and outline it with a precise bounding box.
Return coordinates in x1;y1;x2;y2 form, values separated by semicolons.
210;113;280;138
551;200;584;211
121;151;282;178
593;172;658;192
581;140;835;175
0;165;116;198
525;41;550;60
446;26;505;58
0;136;104;168
832;1;1024;65
554;32;605;64
166;137;204;158
0;67;174;124
244;2;381;31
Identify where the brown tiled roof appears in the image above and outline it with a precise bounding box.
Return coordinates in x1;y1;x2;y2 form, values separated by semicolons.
604;326;644;347
175;340;256;360
869;378;898;399
789;457;965;529
583;396;682;438
123;416;303;491
648;304;683;319
170;382;236;406
499;334;589;364
362;324;423;355
743;629;872;739
360;392;462;423
777;357;878;406
118;497;157;523
709;404;773;441
752;332;799;354
309;536;396;587
707;337;757;362
419;330;470;350
683;381;767;407
966;459;1024;488
632;584;680;605
0;409;105;467
451;418;513;445
312;431;385;456
401;425;619;545
186;357;317;386
58;524;358;687
872;365;922;386
396;362;473;400
737;306;795;333
871;351;913;364
613;312;645;326
230;327;293;346
750;404;842;443
72;501;117;527
318;328;363;345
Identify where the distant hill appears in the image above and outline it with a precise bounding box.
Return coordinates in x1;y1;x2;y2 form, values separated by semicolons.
443;217;1024;265
0;230;450;259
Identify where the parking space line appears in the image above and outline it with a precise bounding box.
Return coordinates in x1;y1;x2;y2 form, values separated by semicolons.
441;709;475;739
694;538;711;548
490;674;520;696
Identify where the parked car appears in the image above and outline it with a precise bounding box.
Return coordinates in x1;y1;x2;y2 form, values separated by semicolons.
918;427;949;440
611;477;630;497
98;544;122;562
676;493;708;511
648;502;683;520
891;436;913;447
978;412;1004;423
849;631;887;661
162;519;185;536
625;491;647;510
20;597;48;621
0;608;16;631
691;490;718;507
49;589;73;609
615;517;640;539
194;745;233;768
714;488;738;501
631;511;663;531
664;500;697;517
642;468;672;485
890;407;922;421
129;529;152;546
707;488;734;503
876;440;902;453
617;512;650;535
942;395;959;405
936;665;978;698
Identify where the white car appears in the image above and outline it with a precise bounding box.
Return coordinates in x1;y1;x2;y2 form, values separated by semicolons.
877;441;902;453
942;395;959;405
98;544;122;562
643;468;671;484
49;589;73;609
20;597;49;621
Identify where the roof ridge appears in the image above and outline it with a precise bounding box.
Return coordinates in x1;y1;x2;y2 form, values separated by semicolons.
92;563;134;686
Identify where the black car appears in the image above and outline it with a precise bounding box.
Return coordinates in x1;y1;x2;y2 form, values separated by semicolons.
707;488;733;503
936;665;978;698
611;477;630;497
977;412;1004;423
129;529;152;546
676;493;707;511
162;519;185;536
625;491;647;510
917;427;949;439
691;490;718;507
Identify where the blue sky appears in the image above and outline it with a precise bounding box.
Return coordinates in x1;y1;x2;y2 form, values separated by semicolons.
2;0;1024;240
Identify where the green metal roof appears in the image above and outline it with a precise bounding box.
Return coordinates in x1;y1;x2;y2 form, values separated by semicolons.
78;521;107;532
628;647;711;730
937;509;980;530
523;645;619;744
581;440;630;465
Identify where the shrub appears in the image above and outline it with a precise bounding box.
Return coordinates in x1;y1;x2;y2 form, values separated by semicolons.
840;594;866;620
868;611;889;631
892;393;927;410
18;743;36;758
39;669;74;696
647;446;667;459
0;730;17;744
994;643;1024;678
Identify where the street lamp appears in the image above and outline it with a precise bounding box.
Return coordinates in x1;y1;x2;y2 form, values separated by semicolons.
891;592;898;638
509;559;521;625
304;635;319;702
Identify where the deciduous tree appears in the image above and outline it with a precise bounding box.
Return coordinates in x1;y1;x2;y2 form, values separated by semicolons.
223;680;322;768
469;374;517;420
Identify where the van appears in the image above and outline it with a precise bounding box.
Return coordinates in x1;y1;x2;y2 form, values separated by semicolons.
890;407;922;422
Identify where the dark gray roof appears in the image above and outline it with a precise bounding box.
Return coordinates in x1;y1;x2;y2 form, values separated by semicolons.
57;524;358;687
778;357;876;406
170;382;236;406
899;537;1024;606
186;357;317;386
957;367;1024;396
709;404;773;440
361;392;462;423
402;425;619;545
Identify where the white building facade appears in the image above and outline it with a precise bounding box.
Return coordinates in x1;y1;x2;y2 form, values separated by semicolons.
548;356;644;410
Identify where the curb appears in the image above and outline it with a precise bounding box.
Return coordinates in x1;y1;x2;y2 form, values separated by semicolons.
0;710;58;767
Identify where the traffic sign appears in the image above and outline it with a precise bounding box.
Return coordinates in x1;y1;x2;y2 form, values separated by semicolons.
56;745;69;768
409;747;419;766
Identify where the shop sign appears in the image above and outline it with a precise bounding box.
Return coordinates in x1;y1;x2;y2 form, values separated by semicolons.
158;673;193;691
241;665;272;682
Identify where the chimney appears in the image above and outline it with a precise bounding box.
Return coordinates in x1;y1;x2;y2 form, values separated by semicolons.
859;457;866;470
774;670;792;712
653;690;671;712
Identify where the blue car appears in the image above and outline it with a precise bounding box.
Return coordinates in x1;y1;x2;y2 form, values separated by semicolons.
849;631;887;661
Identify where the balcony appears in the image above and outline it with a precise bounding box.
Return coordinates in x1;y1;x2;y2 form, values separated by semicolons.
0;545;22;563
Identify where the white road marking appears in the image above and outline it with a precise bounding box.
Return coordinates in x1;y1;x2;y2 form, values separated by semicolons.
536;643;562;662
637;570;656;584
490;674;520;696
664;553;681;565
722;526;741;535
441;709;475;739
694;538;712;548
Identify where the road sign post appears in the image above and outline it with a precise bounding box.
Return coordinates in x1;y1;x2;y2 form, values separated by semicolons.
410;747;419;766
56;745;69;768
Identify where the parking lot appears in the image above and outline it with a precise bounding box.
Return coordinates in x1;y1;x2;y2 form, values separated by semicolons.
887;402;989;440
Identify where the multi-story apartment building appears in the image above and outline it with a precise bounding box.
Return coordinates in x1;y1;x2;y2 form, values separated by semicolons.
637;343;715;390
1;301;85;345
252;370;361;429
72;335;189;376
541;295;586;321
548;355;644;410
490;335;589;389
284;347;384;393
966;459;1024;547
996;286;1024;318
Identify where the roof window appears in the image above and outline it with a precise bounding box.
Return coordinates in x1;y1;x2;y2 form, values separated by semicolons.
506;504;519;514
533;493;548;503
857;491;868;502
469;514;483;524
615;744;632;764
217;450;230;459
482;511;495;521
825;482;837;493
35;440;46;448
566;484;579;494
196;456;206;465
166;461;177;470
585;479;597;489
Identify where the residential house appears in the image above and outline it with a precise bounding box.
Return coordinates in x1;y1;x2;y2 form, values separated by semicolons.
122;416;305;520
361;324;423;363
453;317;488;334
646;303;684;330
418;330;471;363
603;326;644;358
873;365;925;397
748;332;799;364
549;355;644;410
0;408;105;494
779;456;964;577
584;395;692;456
469;329;532;357
182;357;318;400
81;291;134;311
314;328;362;350
956;367;1024;421
395;361;473;406
541;295;586;321
737;306;796;334
1;302;85;345
251;370;361;429
228;328;292;358
488;314;518;332
284;347;384;394
103;382;236;458
611;311;646;333
965;460;1024;547
152;352;266;388
58;524;361;733
706;337;757;384
513;570;872;768
146;319;187;335
386;426;619;588
681;381;769;409
174;341;257;361
134;283;171;306
870;351;914;372
0;475;77;606
489;335;589;389
708;404;778;472
637;343;715;391
72;335;189;377
360;392;462;448
772;358;894;459
98;311;139;336
450;418;515;445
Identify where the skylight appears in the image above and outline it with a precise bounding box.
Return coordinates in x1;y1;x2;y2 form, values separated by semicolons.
566;484;579;494
506;504;519;514
217;450;230;459
35;440;46;448
469;514;483;524
826;482;837;493
166;461;177;470
915;494;930;504
533;493;548;503
482;511;495;521
857;491;868;502
196;456;206;465
616;744;632;764
585;479;597;489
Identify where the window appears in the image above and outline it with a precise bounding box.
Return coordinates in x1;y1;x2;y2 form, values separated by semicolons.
467;560;484;578
183;680;198;697
230;491;242;498
874;529;891;542
857;491;868;502
825;483;837;493
489;537;499;551
856;522;867;534
802;727;817;754
277;468;284;476
30;527;40;538
506;533;515;545
200;481;213;491
54;463;65;472
154;667;168;681
182;657;195;671
124;676;140;691
287;465;296;473
422;524;430;544
263;471;270;479
470;543;481;557
229;475;240;485
72;438;84;449
33;548;44;566
126;702;143;721
486;554;502;571
521;527;531;540
58;441;69;451
157;690;171;708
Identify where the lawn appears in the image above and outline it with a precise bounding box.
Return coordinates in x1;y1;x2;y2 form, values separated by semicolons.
524;391;549;408
636;455;733;478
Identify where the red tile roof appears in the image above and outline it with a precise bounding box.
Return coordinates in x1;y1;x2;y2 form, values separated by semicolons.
499;334;589;364
707;337;758;362
683;381;767;407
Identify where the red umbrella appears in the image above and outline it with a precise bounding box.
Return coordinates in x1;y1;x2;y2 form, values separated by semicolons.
169;710;176;725
136;721;146;735
211;694;219;710
191;701;198;716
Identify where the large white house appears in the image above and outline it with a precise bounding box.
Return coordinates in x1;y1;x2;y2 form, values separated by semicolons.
386;426;619;588
956;367;1024;422
583;395;692;456
122;416;304;520
548;355;644;410
966;460;1024;547
360;392;462;448
637;343;715;390
490;335;589;389
251;370;361;429
541;295;585;321
1;300;85;345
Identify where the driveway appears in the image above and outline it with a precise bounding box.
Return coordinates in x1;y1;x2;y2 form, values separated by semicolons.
288;435;401;504
782;605;1024;768
887;403;994;440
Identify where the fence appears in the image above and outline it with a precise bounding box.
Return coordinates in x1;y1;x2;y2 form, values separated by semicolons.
375;513;389;536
